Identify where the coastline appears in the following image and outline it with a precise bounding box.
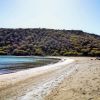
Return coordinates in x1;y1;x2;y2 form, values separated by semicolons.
0;57;75;100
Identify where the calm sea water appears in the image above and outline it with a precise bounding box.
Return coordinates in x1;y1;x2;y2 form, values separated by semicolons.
0;56;58;74
0;56;36;64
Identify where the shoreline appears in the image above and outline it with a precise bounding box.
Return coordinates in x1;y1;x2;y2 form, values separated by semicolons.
0;56;59;75
0;57;75;100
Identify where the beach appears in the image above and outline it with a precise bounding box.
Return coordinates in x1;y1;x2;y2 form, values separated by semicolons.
45;57;100;100
0;57;74;100
0;57;100;100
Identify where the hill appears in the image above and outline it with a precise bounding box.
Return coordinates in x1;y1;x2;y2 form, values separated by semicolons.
0;28;100;56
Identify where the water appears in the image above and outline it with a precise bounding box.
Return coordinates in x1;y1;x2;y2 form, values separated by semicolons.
0;56;59;75
0;56;36;64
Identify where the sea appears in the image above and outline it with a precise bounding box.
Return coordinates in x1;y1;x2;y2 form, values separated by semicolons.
0;56;58;74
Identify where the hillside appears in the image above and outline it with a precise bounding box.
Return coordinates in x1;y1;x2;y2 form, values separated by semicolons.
0;28;100;56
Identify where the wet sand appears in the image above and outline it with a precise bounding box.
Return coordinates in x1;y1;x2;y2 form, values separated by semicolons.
45;57;100;100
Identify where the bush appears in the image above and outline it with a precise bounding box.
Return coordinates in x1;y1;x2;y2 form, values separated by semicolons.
89;50;100;56
0;50;7;55
34;48;44;56
13;49;29;55
63;51;80;56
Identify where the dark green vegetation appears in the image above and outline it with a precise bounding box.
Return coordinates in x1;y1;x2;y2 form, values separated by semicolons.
0;28;100;56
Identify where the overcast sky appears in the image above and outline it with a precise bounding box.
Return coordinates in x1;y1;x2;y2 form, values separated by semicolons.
0;0;100;35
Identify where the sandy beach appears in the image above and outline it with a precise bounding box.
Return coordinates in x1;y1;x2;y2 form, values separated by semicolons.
0;57;74;100
45;57;100;100
0;57;100;100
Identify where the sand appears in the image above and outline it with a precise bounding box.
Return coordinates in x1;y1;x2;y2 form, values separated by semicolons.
0;57;100;100
45;57;100;100
0;57;74;100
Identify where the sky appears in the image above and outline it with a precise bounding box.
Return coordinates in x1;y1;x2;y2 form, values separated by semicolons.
0;0;100;35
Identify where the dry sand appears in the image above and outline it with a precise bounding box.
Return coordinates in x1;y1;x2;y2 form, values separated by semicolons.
45;57;100;100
